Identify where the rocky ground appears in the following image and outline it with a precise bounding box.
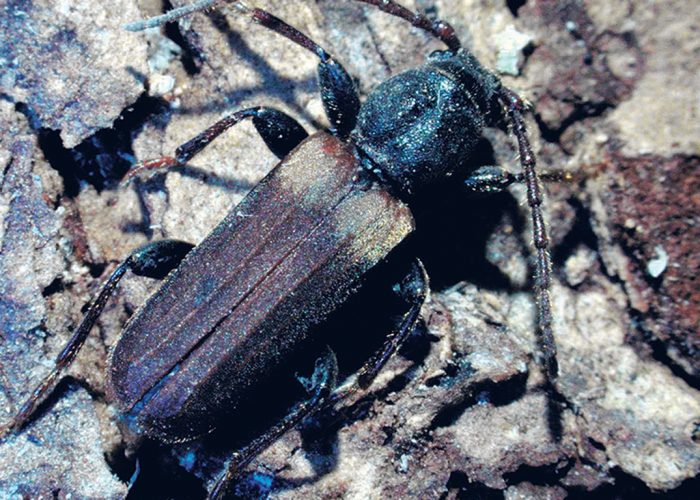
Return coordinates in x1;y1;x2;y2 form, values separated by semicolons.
0;0;698;498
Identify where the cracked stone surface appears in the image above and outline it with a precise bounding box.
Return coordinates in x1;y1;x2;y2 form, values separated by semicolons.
0;0;698;498
0;0;147;148
0;99;126;498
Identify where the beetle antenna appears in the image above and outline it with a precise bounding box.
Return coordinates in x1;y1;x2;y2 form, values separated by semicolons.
500;87;558;385
125;0;223;31
124;0;463;54
124;1;326;62
352;0;461;51
124;0;255;31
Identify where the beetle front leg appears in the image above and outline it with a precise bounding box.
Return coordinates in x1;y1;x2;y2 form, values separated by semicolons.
0;239;193;439
237;5;361;138
209;349;338;500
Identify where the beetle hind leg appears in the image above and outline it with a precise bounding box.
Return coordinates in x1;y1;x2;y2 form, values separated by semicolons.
0;239;193;440
209;349;338;500
331;258;429;405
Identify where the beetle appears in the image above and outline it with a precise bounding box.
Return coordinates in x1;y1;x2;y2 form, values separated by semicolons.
1;1;558;497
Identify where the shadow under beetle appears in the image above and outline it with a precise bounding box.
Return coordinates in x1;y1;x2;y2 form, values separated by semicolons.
1;1;558;497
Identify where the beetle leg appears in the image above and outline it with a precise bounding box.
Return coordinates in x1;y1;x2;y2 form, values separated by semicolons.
125;3;360;139
331;259;428;405
0;239;193;439
464;165;576;194
352;0;461;52
122;107;308;184
499;86;558;385
208;349;338;500
207;255;425;495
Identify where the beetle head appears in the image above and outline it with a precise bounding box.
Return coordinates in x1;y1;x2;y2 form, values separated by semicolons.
353;49;502;197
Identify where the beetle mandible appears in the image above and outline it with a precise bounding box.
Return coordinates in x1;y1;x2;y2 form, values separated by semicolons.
1;0;558;497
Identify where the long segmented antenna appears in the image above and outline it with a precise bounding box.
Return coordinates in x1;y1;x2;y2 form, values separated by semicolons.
124;0;320;56
124;0;462;52
124;0;231;31
501;87;558;384
353;0;461;51
127;1;329;60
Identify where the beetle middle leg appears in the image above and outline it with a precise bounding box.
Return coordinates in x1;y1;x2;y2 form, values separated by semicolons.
464;166;575;195
346;0;559;385
123;106;308;183
209;259;426;496
0;239;194;439
125;3;362;181
356;0;559;384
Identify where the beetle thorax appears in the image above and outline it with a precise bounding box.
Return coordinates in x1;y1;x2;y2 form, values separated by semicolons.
352;49;502;197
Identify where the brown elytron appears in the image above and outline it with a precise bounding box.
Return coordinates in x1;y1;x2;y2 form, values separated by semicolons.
109;133;414;440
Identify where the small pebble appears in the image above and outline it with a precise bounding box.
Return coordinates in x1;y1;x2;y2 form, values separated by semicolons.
647;245;668;278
